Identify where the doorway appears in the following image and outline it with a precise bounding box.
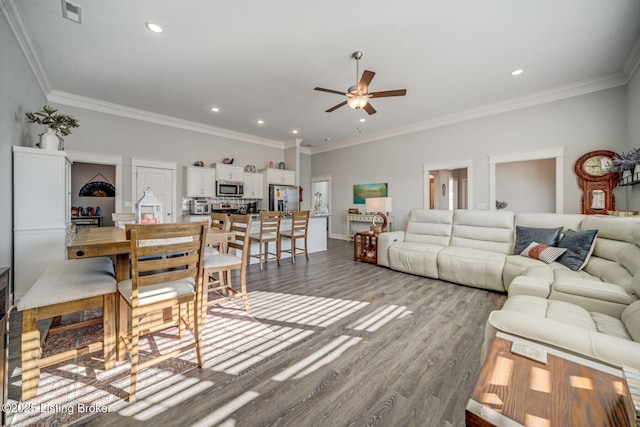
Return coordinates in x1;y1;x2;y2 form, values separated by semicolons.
311;175;331;237
131;158;177;223
423;160;473;210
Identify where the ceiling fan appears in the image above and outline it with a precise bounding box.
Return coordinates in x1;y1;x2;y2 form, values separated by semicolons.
314;51;407;115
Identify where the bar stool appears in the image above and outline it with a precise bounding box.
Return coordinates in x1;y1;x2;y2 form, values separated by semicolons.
279;210;310;263
249;211;281;270
207;213;229;255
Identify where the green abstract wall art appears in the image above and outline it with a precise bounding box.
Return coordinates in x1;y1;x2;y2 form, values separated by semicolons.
353;183;388;204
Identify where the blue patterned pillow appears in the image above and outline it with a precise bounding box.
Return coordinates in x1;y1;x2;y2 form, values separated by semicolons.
556;229;598;271
513;226;563;254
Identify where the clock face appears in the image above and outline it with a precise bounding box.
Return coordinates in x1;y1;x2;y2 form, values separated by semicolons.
582;155;613;177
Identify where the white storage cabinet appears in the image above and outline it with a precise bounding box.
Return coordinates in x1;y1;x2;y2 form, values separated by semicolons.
243;172;264;199
184;166;216;197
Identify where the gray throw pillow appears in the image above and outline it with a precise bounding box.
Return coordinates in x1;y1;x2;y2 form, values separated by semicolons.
513;226;563;254
556;229;598;271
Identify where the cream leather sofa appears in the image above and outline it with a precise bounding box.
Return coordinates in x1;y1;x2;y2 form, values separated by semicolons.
377;209;640;369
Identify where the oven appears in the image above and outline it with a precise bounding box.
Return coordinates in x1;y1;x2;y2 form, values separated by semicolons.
216;181;244;197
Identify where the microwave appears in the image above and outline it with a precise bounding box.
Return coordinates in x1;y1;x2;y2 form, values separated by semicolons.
216;180;244;197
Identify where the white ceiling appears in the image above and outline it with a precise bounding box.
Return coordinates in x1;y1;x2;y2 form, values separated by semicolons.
6;0;640;151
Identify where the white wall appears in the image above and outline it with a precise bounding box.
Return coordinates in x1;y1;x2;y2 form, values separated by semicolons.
496;158;555;213
626;69;640;211
312;87;628;237
0;13;48;273
48;104;285;218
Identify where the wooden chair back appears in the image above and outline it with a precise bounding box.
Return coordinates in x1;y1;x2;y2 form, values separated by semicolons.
259;211;281;236
227;214;252;261
210;212;229;232
126;222;208;291
289;210;310;236
112;212;135;228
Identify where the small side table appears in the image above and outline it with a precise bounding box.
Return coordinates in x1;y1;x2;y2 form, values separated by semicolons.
354;231;378;264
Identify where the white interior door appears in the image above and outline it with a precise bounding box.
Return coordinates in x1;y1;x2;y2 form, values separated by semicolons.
134;166;175;223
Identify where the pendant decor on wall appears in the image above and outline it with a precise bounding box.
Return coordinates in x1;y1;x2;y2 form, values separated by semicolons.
79;173;116;197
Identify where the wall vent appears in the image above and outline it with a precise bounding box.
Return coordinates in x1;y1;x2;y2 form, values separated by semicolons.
61;0;81;24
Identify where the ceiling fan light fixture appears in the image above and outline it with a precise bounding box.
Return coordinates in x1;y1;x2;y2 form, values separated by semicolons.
347;94;369;110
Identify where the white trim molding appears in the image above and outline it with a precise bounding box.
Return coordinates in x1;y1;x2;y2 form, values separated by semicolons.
311;73;627;155
47;90;286;149
489;146;565;214
66;151;124;214
422;160;473;210
1;0;51;96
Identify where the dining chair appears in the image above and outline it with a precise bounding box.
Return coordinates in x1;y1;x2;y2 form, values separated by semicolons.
117;221;208;401
249;211;281;270
112;212;136;228
206;213;229;255
203;214;252;312
279;210;310;264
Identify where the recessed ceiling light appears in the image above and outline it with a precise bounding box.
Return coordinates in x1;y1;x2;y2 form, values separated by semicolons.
257;120;264;125
210;107;220;113
292;129;299;134
511;69;524;76
324;137;331;141
145;22;163;33
359;118;366;122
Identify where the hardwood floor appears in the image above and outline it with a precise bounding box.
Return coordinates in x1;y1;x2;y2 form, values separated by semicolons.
23;239;507;426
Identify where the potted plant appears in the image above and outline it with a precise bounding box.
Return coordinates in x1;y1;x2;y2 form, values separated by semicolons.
611;150;640;183
25;105;79;150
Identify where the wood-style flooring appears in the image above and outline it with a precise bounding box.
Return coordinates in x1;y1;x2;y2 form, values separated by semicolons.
17;239;507;426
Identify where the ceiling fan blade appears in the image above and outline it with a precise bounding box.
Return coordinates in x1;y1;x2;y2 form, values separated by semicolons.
357;70;375;92
363;103;377;115
370;89;407;98
325;101;348;112
315;87;347;96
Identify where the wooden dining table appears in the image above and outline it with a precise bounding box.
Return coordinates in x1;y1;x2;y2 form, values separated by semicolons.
67;225;235;281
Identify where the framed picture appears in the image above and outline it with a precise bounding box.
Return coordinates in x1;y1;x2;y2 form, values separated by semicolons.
353;183;388;204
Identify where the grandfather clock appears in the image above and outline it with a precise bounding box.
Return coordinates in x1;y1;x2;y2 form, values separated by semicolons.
574;150;619;215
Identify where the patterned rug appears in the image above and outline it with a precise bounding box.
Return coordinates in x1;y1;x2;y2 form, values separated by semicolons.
6;301;276;427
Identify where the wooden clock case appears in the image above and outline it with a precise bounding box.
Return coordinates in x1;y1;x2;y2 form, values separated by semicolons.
574;150;619;215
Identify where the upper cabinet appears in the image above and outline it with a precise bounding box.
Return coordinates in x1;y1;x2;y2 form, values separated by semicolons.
184;166;216;197
243;172;264;199
215;164;244;182
265;168;295;186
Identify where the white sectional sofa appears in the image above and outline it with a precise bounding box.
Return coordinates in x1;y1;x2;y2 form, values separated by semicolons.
377;209;640;369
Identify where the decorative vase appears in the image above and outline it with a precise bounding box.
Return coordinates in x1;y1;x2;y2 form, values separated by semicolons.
634;164;640;181
40;128;60;150
622;169;632;183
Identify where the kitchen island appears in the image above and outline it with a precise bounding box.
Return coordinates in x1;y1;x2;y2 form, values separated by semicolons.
182;214;328;264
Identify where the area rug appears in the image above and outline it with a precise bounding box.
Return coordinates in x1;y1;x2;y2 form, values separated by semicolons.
6;301;278;427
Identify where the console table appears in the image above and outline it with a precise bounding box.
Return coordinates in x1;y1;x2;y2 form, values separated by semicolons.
466;332;635;427
347;213;394;239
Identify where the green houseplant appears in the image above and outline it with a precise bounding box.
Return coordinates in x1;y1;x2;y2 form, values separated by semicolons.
25;105;79;150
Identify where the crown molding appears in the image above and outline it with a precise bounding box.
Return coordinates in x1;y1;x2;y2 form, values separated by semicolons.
1;0;51;96
311;72;628;154
47;90;286;149
622;34;640;82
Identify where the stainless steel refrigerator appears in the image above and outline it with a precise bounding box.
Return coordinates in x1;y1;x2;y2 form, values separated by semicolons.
268;185;299;213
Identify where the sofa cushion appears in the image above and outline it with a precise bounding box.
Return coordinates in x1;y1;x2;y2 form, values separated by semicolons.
557;229;598;271
388;242;444;279
519;242;566;263
449;210;514;254
513;226;562;254
622;300;640;342
404;209;454;246
500;295;598;331
438;246;507;292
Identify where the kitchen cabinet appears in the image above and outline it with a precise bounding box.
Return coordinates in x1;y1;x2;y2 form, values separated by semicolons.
13;147;72;302
214;164;244;181
184;166;216;197
243;172;264;199
264;167;295;186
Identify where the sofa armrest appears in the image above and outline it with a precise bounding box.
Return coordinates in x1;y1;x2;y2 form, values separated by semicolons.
376;231;404;267
483;310;640;370
554;279;633;305
508;275;551;299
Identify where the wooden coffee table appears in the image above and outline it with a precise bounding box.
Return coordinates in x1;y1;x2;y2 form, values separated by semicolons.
466;332;635;427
